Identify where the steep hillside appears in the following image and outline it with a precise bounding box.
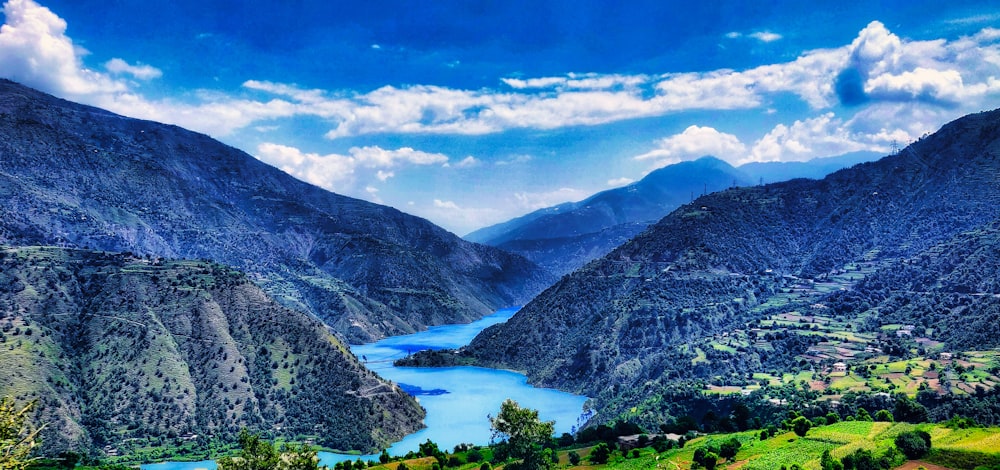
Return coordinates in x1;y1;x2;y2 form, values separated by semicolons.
466;153;879;275
464;109;1000;424
0;80;553;342
0;246;424;455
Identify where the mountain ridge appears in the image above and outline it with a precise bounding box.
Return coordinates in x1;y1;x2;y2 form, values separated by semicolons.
461;108;1000;425
0;79;554;343
465;153;879;275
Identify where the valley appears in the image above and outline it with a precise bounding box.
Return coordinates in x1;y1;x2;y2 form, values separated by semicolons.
2;82;1000;470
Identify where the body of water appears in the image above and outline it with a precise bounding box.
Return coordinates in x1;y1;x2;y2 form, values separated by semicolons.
142;308;588;469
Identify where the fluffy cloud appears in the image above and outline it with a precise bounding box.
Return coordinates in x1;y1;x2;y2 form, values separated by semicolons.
255;143;448;194
635;126;747;165
607;177;634;187
104;58;162;80
747;113;871;163
0;0;124;96
0;0;306;136
3;1;1000;168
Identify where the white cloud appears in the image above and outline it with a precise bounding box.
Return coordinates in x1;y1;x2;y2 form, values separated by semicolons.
3;1;1000;171
513;188;588;211
255;142;448;194
256;142;356;191
725;32;742;39
635;125;747;165
104;58;162;80
433;199;461;210
747;113;873;163
750;31;783;43
0;0;124;96
349;146;448;167
454;156;480;168
496;154;533;166
607;177;634;187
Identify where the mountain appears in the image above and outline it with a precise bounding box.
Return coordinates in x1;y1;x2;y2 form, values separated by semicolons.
0;246;424;455
461;109;1000;426
466;157;753;275
738;151;880;184
0;80;553;343
466;153;879;275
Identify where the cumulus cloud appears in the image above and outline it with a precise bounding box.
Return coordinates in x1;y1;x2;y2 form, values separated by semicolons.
255;143;449;194
747;113;875;163
607;177;634;187
0;0;124;96
3;1;1000;165
635;126;747;165
104;58;162;80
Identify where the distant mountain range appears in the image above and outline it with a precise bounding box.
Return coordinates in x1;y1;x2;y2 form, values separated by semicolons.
466;152;880;275
462;108;1000;426
0;246;424;455
0;80;553;343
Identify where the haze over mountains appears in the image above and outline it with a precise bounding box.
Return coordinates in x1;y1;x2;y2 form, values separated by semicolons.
0;80;553;344
463;108;1000;426
467;152;879;275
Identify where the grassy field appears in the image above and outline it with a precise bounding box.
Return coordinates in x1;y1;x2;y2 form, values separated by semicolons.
358;422;1000;470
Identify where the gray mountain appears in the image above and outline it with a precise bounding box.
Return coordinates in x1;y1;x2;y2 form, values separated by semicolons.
0;79;554;343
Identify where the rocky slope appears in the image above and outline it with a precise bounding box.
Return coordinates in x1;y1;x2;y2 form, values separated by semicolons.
0;80;553;342
0;246;424;455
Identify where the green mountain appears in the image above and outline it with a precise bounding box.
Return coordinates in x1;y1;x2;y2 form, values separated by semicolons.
465;153;878;275
462;109;1000;425
0;246;424;455
0;80;553;343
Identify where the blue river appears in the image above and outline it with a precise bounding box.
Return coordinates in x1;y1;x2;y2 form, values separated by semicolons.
141;308;589;470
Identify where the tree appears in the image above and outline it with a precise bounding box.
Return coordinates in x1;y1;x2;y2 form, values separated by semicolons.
218;430;319;470
820;450;843;470
218;430;280;470
0;398;43;470
894;431;931;459
856;408;873;422
379;450;390;464
719;438;742;460
873;410;894;423
589;443;611;465
791;416;812;437
567;451;580;466
277;443;320;470
489;399;555;470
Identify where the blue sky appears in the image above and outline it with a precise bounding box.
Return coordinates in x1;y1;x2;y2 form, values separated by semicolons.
2;0;1000;234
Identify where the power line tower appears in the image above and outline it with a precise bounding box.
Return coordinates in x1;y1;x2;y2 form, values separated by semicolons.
890;140;900;156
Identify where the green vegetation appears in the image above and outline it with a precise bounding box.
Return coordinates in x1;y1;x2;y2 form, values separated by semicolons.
488;399;555;470
1;398;42;470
